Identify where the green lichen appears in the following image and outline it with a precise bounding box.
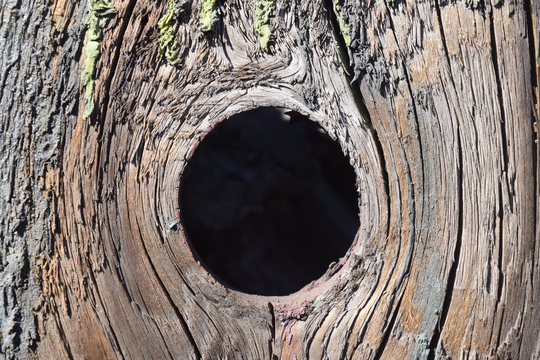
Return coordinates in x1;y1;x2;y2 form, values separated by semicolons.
158;0;180;65
332;0;351;47
200;0;218;32
254;0;273;51
82;0;115;118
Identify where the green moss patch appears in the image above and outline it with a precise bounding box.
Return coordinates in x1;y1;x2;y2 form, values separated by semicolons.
254;0;273;51
82;0;116;118
200;0;218;32
158;0;180;65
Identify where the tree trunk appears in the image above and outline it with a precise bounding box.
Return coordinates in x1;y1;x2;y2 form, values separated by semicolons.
1;0;538;357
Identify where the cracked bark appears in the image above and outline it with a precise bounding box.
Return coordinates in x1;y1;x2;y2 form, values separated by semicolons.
0;0;538;358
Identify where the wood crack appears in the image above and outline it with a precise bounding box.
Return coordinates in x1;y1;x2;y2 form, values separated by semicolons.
322;0;391;237
51;297;75;360
373;291;405;360
525;0;539;122
488;4;509;171
421;2;468;356
86;260;126;359
497;182;504;304
99;0;137;124
488;3;509;329
136;217;202;359
267;302;275;359
427;90;464;360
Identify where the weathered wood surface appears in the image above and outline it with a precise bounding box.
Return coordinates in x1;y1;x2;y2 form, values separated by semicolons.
0;0;538;358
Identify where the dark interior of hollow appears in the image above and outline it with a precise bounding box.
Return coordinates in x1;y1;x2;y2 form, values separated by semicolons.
179;107;359;296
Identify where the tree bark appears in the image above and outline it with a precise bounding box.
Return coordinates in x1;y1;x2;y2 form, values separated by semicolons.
0;0;538;358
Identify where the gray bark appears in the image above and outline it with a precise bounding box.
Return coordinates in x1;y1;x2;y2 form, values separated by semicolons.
0;0;62;356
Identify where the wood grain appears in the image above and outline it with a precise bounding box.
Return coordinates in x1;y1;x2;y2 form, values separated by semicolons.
0;0;538;358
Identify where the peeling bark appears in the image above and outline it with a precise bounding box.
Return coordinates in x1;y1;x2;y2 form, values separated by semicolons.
0;0;538;358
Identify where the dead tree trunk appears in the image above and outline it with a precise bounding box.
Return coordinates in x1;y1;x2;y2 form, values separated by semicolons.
1;0;539;357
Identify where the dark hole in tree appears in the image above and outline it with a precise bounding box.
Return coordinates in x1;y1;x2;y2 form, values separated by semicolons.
180;107;360;296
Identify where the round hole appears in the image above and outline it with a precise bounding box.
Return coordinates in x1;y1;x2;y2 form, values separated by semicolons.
180;107;359;296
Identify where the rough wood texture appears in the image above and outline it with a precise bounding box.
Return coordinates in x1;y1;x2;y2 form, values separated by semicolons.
0;0;538;358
